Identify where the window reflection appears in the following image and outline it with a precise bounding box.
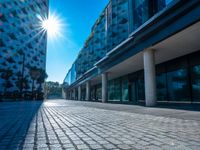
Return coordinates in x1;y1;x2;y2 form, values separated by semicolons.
137;71;145;101
156;73;167;101
122;77;129;101
108;79;121;101
191;65;200;102
167;69;190;101
132;0;150;30
96;84;102;101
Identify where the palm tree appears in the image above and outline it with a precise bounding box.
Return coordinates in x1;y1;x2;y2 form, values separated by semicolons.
15;71;21;91
17;50;25;93
29;66;41;100
1;69;13;97
36;69;48;99
37;69;48;91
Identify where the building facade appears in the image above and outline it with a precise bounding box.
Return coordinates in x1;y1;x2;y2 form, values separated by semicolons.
0;0;48;100
63;0;200;106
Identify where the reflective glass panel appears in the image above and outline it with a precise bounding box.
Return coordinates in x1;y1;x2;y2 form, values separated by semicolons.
132;0;149;30
108;78;121;101
167;69;190;101
156;73;167;101
191;65;200;102
122;77;129;101
137;71;145;101
96;85;102;101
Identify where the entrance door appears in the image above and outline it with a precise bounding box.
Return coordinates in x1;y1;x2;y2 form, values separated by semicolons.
130;81;138;104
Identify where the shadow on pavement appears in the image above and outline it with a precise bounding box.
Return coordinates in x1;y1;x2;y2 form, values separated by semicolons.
0;101;43;149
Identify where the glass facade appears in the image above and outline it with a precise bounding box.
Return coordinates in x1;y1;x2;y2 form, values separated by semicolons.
167;69;190;101
0;0;48;94
121;77;129;101
63;63;76;86
81;87;86;100
108;78;121;101
89;51;200;103
132;0;150;30
64;0;177;87
190;52;200;102
96;84;102;101
155;51;200;102
191;65;200;102
156;67;168;101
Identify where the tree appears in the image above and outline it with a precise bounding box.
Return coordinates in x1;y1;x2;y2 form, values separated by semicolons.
37;69;48;92
1;69;13;96
29;66;41;99
44;81;62;99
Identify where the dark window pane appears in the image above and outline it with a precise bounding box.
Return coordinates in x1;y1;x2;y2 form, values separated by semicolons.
156;73;167;101
156;64;167;101
108;78;121;101
191;65;200;102
122;77;129;101
189;51;200;66
167;69;190;101
96;84;102;101
132;0;150;30
137;71;145;101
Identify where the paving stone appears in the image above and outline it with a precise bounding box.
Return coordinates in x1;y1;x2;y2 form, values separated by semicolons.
0;100;200;150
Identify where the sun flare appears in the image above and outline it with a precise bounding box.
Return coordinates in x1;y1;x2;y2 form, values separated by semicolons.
38;12;64;39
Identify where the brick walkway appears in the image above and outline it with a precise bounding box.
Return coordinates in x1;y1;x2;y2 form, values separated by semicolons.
0;100;200;150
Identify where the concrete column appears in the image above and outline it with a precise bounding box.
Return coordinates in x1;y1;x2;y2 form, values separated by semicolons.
78;86;81;101
102;73;108;103
143;49;157;106
86;81;91;101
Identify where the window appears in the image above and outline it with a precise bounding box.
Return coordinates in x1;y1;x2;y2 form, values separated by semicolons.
96;84;102;101
157;0;174;11
156;64;167;101
137;71;145;101
132;0;150;30
191;65;200;102
121;77;129;101
167;69;190;101
189;51;200;102
108;78;121;101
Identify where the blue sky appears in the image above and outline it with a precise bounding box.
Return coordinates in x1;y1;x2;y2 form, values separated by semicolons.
46;0;109;83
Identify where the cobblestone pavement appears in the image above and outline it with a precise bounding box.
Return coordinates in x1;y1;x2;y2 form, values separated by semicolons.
0;100;200;150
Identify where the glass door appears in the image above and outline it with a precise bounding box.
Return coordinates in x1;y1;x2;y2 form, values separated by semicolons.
130;80;138;104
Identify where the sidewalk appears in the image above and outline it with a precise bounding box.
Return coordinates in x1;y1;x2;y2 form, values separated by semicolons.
0;99;199;150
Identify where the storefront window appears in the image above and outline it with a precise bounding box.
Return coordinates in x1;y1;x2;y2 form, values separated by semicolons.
108;78;121;101
122;77;129;101
91;86;96;101
156;73;167;101
156;64;167;101
191;65;200;102
137;71;145;101
96;84;102;101
167;69;190;101
189;51;200;102
81;88;86;100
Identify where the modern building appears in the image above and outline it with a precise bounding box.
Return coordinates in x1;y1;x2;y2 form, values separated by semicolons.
0;0;48;99
63;0;200;106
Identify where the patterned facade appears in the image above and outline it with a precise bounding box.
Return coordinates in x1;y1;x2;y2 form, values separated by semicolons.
64;0;131;84
0;0;48;98
64;0;173;85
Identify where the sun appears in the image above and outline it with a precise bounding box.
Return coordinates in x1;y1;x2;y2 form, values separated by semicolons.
37;12;64;39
